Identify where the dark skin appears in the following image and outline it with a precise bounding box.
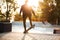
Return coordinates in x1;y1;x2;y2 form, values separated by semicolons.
20;3;36;33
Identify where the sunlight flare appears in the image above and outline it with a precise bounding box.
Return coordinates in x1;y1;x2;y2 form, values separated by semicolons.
15;0;42;10
27;0;39;7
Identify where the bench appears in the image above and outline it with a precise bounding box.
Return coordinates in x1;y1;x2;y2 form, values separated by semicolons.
54;28;60;34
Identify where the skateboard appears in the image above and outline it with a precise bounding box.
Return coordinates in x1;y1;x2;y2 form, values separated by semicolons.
24;24;35;33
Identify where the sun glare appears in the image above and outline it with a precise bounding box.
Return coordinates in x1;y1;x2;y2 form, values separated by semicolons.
15;0;39;7
15;0;42;9
14;0;25;6
28;0;39;7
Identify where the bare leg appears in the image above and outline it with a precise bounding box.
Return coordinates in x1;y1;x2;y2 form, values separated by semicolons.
25;17;35;33
25;17;35;32
29;17;33;27
23;17;27;33
29;17;35;27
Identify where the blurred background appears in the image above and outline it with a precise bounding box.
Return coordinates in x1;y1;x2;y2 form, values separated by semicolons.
0;0;60;25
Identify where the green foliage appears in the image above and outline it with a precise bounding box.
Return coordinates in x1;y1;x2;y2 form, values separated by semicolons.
14;14;23;21
55;0;60;24
37;0;60;24
6;0;13;3
0;11;5;21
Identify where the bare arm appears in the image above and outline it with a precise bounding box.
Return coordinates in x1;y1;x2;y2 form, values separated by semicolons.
20;8;22;16
32;9;36;16
31;7;35;16
31;8;37;17
20;6;23;16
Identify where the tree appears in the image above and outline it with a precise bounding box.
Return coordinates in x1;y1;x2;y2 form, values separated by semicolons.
38;0;59;25
6;0;14;22
55;0;60;25
38;1;50;22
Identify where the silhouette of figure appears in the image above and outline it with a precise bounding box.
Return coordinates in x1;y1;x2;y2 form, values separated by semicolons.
20;0;36;33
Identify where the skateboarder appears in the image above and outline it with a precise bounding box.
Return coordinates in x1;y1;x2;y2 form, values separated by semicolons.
20;0;37;33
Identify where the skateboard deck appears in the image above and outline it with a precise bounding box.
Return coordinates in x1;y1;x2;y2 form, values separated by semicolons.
26;24;35;32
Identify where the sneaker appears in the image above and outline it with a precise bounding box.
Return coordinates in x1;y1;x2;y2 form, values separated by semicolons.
23;31;28;34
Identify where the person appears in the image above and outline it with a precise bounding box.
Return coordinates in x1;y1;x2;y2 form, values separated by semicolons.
20;0;37;33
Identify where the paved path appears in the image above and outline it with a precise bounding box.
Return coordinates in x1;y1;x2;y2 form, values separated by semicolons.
0;32;60;40
12;21;54;34
0;22;60;40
